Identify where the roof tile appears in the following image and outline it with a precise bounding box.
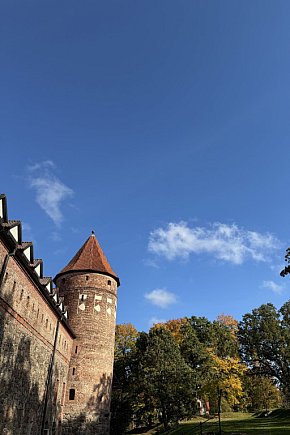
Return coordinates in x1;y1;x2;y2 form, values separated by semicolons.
54;233;119;285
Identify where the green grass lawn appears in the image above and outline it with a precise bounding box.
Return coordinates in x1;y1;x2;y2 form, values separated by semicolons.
128;410;290;435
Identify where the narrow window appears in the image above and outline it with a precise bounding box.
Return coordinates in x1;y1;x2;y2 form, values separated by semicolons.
69;389;75;400
61;383;66;406
86;276;89;281
62;278;65;284
45;319;48;329
20;289;24;301
72;367;75;375
80;294;85;302
26;296;30;307
75;345;78;354
3;273;9;287
54;379;59;405
108;280;111;286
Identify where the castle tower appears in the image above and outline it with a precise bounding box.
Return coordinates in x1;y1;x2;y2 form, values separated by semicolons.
54;233;120;435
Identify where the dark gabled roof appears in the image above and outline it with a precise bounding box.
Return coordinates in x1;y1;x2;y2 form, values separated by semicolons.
0;194;75;338
54;233;120;286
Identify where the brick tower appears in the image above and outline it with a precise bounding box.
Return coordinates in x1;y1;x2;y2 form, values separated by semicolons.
54;232;120;434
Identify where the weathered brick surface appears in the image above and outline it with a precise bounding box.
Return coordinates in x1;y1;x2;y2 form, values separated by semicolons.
0;226;119;435
0;239;73;435
58;272;118;434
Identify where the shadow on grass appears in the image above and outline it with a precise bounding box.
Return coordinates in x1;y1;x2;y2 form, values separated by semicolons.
126;411;290;435
159;411;290;435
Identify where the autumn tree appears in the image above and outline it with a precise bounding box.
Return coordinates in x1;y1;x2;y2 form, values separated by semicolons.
152;318;188;344
135;327;194;431
217;314;238;337
201;351;246;412
184;314;243;412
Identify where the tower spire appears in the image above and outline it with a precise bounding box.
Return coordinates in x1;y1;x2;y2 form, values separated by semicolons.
54;233;119;286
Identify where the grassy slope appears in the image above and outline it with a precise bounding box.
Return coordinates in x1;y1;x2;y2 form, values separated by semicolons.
128;410;290;435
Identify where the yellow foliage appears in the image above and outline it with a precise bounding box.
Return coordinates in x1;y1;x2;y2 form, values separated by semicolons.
205;350;247;405
115;323;138;358
151;318;188;344
217;314;238;337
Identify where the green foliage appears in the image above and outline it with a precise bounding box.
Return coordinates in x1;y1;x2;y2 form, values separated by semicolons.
111;324;139;434
243;375;282;411
110;392;134;435
113;302;290;432
238;302;290;402
135;327;194;431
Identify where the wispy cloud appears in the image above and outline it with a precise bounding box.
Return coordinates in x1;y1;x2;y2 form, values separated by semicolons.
145;288;177;308
143;258;160;269
148;317;166;328
148;221;280;265
262;280;284;294
27;161;74;227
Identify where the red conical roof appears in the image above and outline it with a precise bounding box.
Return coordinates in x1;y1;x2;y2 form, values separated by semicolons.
54;233;120;286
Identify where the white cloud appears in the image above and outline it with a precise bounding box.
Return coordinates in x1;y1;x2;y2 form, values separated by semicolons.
28;161;73;227
145;288;177;308
148;221;280;265
148;317;166;328
143;258;160;269
27;160;55;172
262;280;284;294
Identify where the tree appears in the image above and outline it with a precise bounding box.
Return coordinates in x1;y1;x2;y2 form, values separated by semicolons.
178;321;212;395
202;351;246;412
211;319;239;358
243;375;282;411
152;318;188;344
238;302;290;403
217;314;238;337
135;327;194;430
185;315;243;412
110;324;138;435
113;323;138;392
280;246;290;277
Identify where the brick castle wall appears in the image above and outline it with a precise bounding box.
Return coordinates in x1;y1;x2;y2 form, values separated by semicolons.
0;194;119;435
0;238;74;435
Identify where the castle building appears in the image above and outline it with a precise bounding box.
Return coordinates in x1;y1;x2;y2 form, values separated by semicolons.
0;194;120;435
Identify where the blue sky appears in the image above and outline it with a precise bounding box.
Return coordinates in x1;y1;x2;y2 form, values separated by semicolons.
1;1;290;331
